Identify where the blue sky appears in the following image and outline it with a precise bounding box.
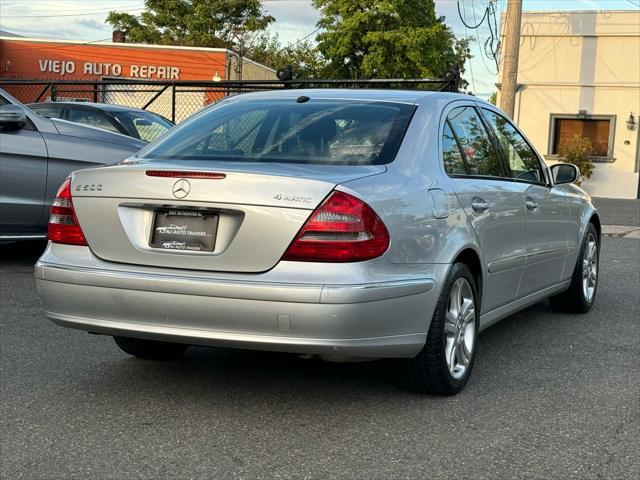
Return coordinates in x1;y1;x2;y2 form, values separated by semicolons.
1;0;638;97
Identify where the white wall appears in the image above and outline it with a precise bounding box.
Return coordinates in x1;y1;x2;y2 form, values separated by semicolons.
498;10;640;198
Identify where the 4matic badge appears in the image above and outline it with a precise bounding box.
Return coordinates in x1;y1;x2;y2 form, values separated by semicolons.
273;193;313;204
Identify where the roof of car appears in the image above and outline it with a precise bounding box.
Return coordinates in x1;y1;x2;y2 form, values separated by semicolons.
223;88;476;106
29;101;151;113
28;90;491;116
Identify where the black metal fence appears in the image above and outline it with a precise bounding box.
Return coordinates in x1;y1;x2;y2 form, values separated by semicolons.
0;77;459;123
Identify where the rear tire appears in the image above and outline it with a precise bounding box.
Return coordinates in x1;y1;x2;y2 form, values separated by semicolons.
549;223;599;313
113;336;188;360
404;262;479;395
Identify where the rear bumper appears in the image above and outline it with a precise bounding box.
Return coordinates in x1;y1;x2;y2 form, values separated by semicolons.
35;245;445;358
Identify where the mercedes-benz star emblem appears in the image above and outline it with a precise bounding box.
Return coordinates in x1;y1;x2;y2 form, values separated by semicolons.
172;179;191;199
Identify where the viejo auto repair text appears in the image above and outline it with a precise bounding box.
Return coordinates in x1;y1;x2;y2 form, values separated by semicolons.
0;36;276;84
38;58;181;79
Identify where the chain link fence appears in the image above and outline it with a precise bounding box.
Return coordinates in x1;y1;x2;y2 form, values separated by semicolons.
0;77;459;124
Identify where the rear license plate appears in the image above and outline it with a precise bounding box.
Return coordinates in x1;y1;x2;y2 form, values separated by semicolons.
150;209;218;252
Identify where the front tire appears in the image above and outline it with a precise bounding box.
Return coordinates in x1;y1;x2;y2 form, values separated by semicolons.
549;223;599;313
113;336;189;360
404;263;479;395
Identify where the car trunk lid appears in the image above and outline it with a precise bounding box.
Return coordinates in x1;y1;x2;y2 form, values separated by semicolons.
70;161;385;272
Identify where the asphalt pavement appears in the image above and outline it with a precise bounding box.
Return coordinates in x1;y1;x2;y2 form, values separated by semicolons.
1;237;639;480
593;198;640;227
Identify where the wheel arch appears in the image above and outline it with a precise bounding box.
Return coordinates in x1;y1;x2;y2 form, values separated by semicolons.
589;212;602;240
452;247;484;310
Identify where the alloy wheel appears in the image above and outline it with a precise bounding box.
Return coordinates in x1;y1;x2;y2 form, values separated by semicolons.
444;278;476;380
582;232;598;303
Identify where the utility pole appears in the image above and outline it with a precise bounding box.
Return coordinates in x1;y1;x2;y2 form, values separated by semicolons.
500;0;523;119
238;34;245;81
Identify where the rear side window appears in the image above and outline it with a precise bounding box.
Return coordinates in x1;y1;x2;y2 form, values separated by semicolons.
481;109;544;184
140;99;416;165
67;108;120;134
112;110;172;142
442;122;467;175
31;106;63;119
446;106;503;177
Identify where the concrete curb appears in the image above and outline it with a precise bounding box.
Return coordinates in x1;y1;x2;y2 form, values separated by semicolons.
602;225;640;239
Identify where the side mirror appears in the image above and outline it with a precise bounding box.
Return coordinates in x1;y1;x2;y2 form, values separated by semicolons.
551;163;580;185
0;104;27;130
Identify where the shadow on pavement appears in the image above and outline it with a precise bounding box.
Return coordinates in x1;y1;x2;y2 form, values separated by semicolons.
79;300;554;399
95;347;404;398
0;240;47;265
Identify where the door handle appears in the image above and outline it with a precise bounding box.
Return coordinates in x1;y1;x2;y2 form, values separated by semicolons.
525;197;538;211
471;197;489;213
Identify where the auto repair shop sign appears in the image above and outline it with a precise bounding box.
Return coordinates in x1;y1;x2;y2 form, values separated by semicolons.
38;59;180;79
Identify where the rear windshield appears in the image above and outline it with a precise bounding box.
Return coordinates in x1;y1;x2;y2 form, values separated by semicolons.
139;99;416;165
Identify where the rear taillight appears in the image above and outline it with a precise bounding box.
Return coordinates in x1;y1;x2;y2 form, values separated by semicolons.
282;191;389;262
48;178;88;246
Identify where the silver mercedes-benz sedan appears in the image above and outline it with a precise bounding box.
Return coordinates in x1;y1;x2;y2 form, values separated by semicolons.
35;89;600;395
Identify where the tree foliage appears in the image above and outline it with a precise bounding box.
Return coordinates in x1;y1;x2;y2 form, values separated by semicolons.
106;0;472;84
312;0;470;83
106;0;274;49
247;33;325;78
558;135;595;184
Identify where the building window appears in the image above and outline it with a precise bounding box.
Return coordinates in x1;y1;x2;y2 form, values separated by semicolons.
550;115;615;159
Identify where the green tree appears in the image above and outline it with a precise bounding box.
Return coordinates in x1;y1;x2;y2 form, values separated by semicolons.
106;0;274;49
558;135;595;184
312;0;470;84
248;33;325;78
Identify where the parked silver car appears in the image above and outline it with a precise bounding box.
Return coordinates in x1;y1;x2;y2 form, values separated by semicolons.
28;102;173;143
35;90;600;394
0;89;145;239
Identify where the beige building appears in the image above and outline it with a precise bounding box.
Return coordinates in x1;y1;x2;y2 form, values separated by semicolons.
497;10;640;199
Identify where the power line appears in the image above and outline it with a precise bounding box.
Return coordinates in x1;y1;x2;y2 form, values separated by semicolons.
0;2;142;13
0;7;144;18
259;27;320;57
485;0;500;70
290;28;319;46
458;1;489;29
460;0;499;75
36;38;115;49
461;21;478;93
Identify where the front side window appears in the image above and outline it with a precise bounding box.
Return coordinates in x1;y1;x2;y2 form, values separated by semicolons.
67;109;120;134
139;99;416;165
446;106;503;178
482;109;544;184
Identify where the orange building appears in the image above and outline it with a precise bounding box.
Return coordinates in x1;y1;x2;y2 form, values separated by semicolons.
0;34;275;121
0;35;275;83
